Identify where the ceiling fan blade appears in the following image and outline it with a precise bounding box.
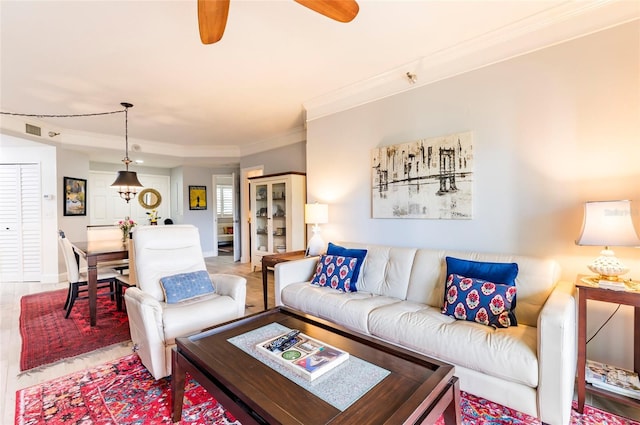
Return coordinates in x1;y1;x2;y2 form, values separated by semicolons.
294;0;359;23
198;0;230;44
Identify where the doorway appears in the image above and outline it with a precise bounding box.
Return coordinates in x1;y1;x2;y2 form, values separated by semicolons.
240;166;263;263
212;174;239;260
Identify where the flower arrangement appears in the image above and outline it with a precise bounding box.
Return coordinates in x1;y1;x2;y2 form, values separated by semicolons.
146;209;160;224
117;216;136;241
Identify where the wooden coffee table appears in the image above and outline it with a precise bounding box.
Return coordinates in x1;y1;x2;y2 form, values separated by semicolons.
172;307;460;424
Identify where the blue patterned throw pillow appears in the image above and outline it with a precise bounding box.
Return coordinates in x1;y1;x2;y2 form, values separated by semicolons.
441;274;517;328
327;243;367;284
445;256;519;325
310;255;358;293
159;270;215;304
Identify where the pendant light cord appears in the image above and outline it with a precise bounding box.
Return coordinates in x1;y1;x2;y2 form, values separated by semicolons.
0;108;125;118
120;102;134;170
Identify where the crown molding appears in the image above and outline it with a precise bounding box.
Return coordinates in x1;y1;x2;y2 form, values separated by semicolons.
303;1;640;122
240;126;306;157
0;113;305;164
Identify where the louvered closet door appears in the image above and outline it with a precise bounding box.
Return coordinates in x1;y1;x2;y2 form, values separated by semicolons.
0;164;41;282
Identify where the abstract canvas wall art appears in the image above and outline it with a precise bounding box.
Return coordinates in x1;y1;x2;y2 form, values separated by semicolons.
371;132;473;219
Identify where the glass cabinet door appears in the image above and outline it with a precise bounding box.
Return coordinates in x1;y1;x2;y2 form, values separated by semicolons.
254;183;269;253
271;182;286;253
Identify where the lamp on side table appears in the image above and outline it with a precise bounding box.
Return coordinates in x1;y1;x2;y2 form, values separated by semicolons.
576;200;640;290
305;203;328;256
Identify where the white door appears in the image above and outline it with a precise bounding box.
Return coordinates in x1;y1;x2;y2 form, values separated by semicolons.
0;163;41;282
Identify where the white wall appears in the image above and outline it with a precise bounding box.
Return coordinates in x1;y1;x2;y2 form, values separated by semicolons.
305;22;640;369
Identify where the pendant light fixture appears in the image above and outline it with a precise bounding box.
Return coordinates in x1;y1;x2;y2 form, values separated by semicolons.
111;102;143;202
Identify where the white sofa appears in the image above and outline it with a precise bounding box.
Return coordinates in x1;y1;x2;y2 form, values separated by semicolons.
275;243;576;425
124;225;247;379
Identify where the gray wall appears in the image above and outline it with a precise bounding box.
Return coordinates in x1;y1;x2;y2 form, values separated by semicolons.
178;165;240;255
305;22;640;369
241;141;306;174
59;150;90;241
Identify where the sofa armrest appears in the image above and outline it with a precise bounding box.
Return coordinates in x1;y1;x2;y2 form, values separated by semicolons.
274;257;319;306
211;273;247;317
124;287;167;378
536;280;577;425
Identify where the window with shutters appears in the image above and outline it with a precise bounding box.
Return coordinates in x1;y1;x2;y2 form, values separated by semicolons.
216;184;233;218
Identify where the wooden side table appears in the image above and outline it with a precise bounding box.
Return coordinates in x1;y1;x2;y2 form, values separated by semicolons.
576;275;640;413
261;250;307;310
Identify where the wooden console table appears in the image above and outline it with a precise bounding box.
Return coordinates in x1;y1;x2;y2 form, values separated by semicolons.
575;275;640;413
261;250;307;310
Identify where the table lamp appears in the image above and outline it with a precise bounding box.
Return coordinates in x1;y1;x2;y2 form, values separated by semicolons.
575;200;640;284
305;203;329;256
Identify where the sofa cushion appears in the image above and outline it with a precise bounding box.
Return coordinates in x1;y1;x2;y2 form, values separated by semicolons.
442;274;517;328
327;243;367;284
281;282;400;334
310;254;358;293
159;270;215;304
134;225;209;302
368;301;539;388
349;244;417;300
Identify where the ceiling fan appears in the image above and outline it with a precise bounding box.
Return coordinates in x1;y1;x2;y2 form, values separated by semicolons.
198;0;359;44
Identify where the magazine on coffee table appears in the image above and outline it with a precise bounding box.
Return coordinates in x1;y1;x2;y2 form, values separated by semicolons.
256;329;349;381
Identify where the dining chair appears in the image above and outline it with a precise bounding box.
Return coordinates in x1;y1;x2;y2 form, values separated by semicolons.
58;230;119;318
115;238;137;311
87;225;130;273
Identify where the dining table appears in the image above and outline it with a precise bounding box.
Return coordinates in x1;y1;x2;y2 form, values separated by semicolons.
70;239;129;327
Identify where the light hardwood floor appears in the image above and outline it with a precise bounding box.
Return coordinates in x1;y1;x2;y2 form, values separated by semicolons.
3;255;639;423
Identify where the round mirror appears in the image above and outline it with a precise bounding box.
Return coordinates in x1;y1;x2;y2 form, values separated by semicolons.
138;188;162;209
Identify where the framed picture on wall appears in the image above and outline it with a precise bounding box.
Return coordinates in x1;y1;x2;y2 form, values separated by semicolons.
63;176;87;216
189;185;207;210
371;131;474;219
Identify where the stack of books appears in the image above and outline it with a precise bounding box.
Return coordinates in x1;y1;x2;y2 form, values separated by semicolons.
257;329;349;381
586;360;640;399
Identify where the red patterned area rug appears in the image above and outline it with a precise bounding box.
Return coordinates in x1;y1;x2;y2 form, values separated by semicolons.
15;354;640;425
19;289;130;371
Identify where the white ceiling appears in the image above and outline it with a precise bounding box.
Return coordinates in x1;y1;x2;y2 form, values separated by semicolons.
1;0;638;168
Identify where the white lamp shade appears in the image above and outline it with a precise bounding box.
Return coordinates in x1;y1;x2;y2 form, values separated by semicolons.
576;200;640;247
305;203;329;225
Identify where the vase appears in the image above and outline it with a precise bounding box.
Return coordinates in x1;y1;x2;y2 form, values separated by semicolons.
150;221;157;226
121;230;129;243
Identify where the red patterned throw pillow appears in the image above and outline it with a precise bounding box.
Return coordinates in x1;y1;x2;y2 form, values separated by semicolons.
310;255;358;293
441;274;517;328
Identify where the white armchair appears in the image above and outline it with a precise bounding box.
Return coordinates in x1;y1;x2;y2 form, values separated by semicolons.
124;225;246;379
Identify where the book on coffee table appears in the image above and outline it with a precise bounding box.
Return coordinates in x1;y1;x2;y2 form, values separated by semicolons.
256;329;349;381
586;360;640;400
